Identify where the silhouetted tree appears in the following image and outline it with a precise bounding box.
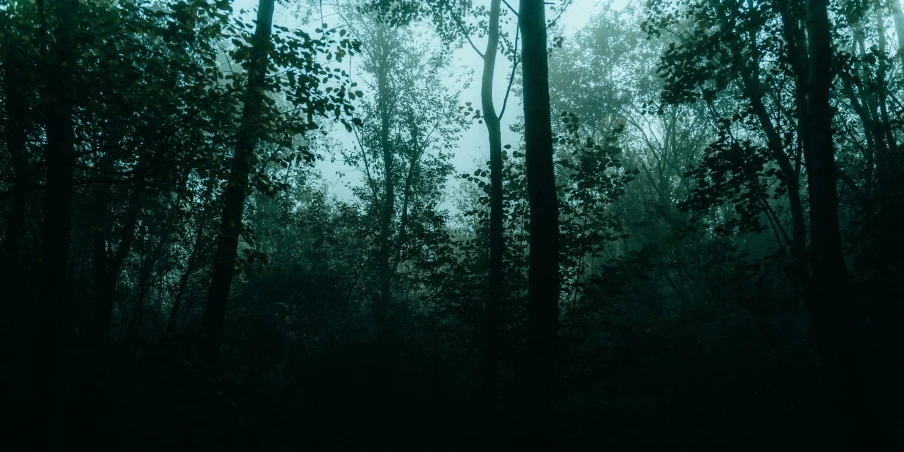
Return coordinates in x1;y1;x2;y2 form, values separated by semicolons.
517;0;559;448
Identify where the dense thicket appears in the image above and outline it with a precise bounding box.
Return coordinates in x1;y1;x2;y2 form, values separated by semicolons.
1;0;902;450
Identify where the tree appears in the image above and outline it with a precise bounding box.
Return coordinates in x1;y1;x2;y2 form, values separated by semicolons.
197;0;357;370
199;0;277;371
645;0;883;444
32;1;78;446
804;0;871;444
354;0;522;441
375;21;395;332
517;0;559;447
0;0;37;377
336;6;463;332
480;0;505;441
887;0;904;66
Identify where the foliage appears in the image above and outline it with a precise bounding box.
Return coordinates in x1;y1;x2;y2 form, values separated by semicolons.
1;0;903;450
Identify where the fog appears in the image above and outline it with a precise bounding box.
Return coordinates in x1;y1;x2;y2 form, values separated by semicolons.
3;0;902;450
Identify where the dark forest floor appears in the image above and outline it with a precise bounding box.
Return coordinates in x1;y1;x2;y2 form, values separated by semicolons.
6;312;901;451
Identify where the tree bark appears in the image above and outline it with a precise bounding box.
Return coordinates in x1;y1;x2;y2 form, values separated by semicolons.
2;35;31;369
518;0;560;448
2;50;30;290
376;23;394;332
480;0;503;444
198;0;275;372
804;0;871;445
1;31;33;440
32;0;78;447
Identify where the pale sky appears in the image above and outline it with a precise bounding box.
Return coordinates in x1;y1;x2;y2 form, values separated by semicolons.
228;0;623;205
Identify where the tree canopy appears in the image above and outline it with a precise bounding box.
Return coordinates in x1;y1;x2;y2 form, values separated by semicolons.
1;0;902;450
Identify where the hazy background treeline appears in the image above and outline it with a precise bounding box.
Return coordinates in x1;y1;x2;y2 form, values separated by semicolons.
1;0;902;450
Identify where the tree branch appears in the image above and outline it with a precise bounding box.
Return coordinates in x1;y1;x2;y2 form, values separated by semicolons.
448;4;484;59
502;0;518;16
499;14;520;119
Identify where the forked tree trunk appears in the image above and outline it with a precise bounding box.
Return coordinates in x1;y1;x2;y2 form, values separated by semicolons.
480;0;504;444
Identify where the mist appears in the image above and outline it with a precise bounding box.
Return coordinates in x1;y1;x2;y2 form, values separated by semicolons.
2;0;902;450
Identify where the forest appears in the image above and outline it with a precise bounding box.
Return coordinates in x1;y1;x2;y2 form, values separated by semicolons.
1;0;902;450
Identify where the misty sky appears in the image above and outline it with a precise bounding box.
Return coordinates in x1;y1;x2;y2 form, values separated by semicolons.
230;0;623;206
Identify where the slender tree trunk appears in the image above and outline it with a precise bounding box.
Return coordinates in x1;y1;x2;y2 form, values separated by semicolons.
805;0;872;445
480;0;503;444
1;36;33;443
874;9;897;190
392;122;422;273
772;2;815;311
744;76;811;296
2;49;30;297
887;0;904;67
518;0;560;448
851;23;893;195
840;78;878;192
75;161;142;444
777;0;842;380
165;220;207;338
92;187;142;346
2;39;31;371
875;4;904;301
32;0;78;447
198;0;275;372
376;24;394;331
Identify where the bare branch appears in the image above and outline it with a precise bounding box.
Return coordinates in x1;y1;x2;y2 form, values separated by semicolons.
499;15;520;119
502;0;518;16
449;6;485;59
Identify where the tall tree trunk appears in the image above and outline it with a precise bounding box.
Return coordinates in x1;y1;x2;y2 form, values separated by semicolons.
198;0;274;372
2;36;31;374
1;33;33;442
480;0;503;444
777;0;841;383
376;24;394;331
32;0;78;447
518;0;560;448
372;24;397;447
772;2;815;312
805;0;872;445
